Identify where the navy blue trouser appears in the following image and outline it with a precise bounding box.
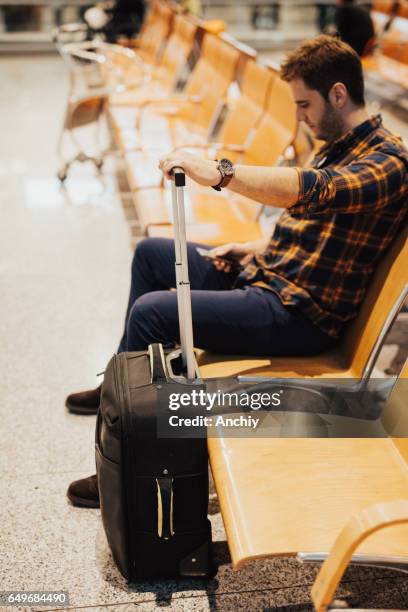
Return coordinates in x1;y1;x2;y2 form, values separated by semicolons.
117;238;335;356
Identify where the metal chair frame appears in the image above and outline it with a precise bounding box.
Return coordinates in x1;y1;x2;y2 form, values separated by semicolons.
53;24;150;182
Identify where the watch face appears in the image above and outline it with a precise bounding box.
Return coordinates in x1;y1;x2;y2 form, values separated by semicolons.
219;158;234;176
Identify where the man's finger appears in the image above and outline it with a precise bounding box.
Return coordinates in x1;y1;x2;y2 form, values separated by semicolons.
163;159;184;179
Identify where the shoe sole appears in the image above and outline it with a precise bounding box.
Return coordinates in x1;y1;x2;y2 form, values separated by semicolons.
67;491;100;509
65;401;98;416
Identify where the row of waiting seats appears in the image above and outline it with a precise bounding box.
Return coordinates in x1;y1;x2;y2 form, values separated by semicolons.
108;1;301;246
105;3;408;609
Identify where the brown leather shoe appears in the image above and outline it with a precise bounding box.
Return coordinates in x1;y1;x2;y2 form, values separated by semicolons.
65;384;101;415
67;474;99;508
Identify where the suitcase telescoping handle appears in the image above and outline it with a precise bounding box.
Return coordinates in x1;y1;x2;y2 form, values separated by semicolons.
170;168;196;380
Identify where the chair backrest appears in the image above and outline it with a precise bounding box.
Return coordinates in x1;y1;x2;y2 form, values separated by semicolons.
180;33;243;129
381;15;408;62
381;360;408;463
135;0;160;48
372;0;397;14
400;2;408;18
341;227;408;377
139;1;174;63
158;13;199;87
242;70;297;166
216;61;275;162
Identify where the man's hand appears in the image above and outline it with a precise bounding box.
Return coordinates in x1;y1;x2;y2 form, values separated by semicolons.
159;150;220;187
209;243;254;273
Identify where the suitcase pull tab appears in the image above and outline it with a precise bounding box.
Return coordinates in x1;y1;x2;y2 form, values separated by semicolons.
149;344;168;384
156;477;174;539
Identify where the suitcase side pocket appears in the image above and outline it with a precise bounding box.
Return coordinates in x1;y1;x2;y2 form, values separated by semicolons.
95;444;129;579
173;472;209;534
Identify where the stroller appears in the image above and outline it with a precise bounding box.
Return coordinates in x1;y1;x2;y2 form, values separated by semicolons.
53;23;149;182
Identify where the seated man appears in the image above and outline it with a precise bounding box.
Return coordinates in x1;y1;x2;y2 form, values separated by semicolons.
66;35;408;507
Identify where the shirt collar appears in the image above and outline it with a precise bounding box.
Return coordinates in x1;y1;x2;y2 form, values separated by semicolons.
316;114;383;161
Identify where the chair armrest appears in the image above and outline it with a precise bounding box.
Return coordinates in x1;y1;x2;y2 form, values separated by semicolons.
311;500;408;612
173;143;246;154
135;94;203;131
139;93;202;109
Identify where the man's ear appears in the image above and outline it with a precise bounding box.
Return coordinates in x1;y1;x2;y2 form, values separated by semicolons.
328;82;348;108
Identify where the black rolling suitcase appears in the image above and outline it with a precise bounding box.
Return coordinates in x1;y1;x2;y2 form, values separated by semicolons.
95;169;214;582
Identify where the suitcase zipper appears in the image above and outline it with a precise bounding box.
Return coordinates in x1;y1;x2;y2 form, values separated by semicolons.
113;353;136;575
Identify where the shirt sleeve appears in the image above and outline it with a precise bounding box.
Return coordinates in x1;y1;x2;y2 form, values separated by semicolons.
291;150;407;215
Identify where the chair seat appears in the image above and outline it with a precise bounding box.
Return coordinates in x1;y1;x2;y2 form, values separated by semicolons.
109;81;167;107
108;105;138;128
109;106;172;155
208;432;408;569
125;152;167;192
147;219;262;246
134;184;262;243
196;348;351;379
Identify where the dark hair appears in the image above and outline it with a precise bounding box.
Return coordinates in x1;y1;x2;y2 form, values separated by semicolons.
280;35;365;107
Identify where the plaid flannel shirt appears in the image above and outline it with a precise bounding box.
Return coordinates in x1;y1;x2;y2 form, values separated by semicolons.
238;115;408;338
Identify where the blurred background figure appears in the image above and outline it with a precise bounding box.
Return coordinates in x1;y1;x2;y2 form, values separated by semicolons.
177;0;202;17
2;5;41;31
251;3;280;30
85;0;146;42
315;2;336;32
334;0;375;56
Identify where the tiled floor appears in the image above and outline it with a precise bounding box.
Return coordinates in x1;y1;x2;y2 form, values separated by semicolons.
0;47;407;612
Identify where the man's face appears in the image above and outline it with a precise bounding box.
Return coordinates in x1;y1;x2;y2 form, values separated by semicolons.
290;78;344;142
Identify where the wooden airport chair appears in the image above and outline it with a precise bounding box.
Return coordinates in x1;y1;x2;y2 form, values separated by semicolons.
208;361;408;612
196;60;276;162
105;0;181;104
400;1;408;19
151;13;200;89
109;12;200;107
131;0;162;51
110;34;256;160
148;59;276;164
121;35;252;192
134;0;174;65
196;227;408;379
54;28;148;181
137;33;253;139
108;10;222;111
138;59;276;212
108;29;233;177
372;0;396;14
112;32;245;136
142;71;297;243
311;499;408;612
108;12;199;151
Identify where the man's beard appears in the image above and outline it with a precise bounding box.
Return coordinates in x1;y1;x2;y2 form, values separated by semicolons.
317;102;345;142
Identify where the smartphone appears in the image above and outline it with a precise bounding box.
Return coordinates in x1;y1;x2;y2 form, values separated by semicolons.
196;247;243;271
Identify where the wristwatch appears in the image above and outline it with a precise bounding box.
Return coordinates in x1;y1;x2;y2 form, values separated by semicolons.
212;158;235;191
